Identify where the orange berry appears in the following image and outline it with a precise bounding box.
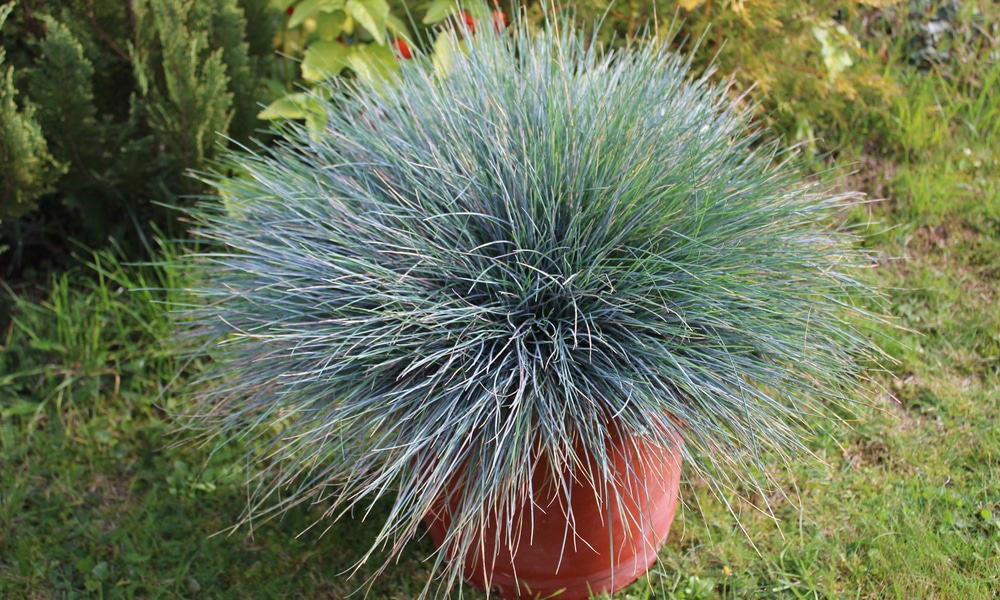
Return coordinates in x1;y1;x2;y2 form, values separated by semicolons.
393;39;413;60
492;10;507;32
459;10;475;34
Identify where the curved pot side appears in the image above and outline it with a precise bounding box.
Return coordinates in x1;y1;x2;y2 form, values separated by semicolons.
425;435;683;600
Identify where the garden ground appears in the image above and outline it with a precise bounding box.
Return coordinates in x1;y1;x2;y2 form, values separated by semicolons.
1;3;999;598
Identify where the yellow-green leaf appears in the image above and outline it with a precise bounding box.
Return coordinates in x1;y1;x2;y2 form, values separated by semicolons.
302;40;350;81
422;0;454;24
258;93;315;120
289;0;344;29
346;0;388;45
305;113;327;140
431;32;464;78
812;22;856;83
385;13;411;40
316;10;347;40
347;43;398;84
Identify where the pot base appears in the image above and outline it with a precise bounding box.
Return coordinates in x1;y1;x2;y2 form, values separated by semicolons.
425;433;683;600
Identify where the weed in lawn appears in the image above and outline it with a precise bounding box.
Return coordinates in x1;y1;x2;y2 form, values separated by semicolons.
1;237;187;431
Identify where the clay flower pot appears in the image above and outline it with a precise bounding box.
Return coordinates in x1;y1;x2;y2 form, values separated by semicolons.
425;431;683;599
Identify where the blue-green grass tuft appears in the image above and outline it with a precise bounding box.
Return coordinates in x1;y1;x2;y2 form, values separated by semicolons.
180;15;884;596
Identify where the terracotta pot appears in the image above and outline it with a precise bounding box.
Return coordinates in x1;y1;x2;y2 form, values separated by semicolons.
424;431;683;599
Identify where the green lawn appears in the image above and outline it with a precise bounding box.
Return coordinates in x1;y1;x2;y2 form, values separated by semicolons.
2;8;999;600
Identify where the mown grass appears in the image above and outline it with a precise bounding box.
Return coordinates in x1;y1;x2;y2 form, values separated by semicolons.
2;5;999;599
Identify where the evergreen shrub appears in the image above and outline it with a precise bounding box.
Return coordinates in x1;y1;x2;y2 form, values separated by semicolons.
0;2;59;231
0;0;278;275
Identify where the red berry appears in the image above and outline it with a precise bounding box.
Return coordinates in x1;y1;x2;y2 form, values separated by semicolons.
459;10;475;34
492;10;507;32
393;39;413;60
286;5;294;16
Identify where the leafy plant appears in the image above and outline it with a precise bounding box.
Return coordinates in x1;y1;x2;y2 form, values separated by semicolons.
180;15;882;596
260;0;507;133
260;0;408;131
261;0;904;155
668;574;716;600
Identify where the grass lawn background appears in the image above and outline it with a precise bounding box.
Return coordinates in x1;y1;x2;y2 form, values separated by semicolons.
1;2;998;598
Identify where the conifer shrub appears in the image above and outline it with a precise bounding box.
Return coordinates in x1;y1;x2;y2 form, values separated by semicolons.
0;0;278;275
0;2;59;230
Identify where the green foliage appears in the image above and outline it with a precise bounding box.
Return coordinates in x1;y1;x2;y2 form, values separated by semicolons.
0;0;278;274
266;0;901;157
271;0;400;91
182;18;883;596
543;0;897;152
261;0;402;128
131;0;280;170
2;2;1000;598
0;237;186;424
261;0;512;132
25;14;126;237
28;16;99;172
269;0;898;155
0;2;60;226
132;0;235;184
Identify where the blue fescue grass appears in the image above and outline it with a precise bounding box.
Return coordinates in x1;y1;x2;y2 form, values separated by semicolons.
179;15;884;595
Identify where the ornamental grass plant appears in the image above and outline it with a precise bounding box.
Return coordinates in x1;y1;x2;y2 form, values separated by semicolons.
181;14;883;596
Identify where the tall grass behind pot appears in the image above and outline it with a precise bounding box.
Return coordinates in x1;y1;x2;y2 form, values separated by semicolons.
179;14;883;598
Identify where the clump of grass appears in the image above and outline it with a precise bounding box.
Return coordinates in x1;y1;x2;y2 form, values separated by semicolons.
180;16;883;595
1;236;186;430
